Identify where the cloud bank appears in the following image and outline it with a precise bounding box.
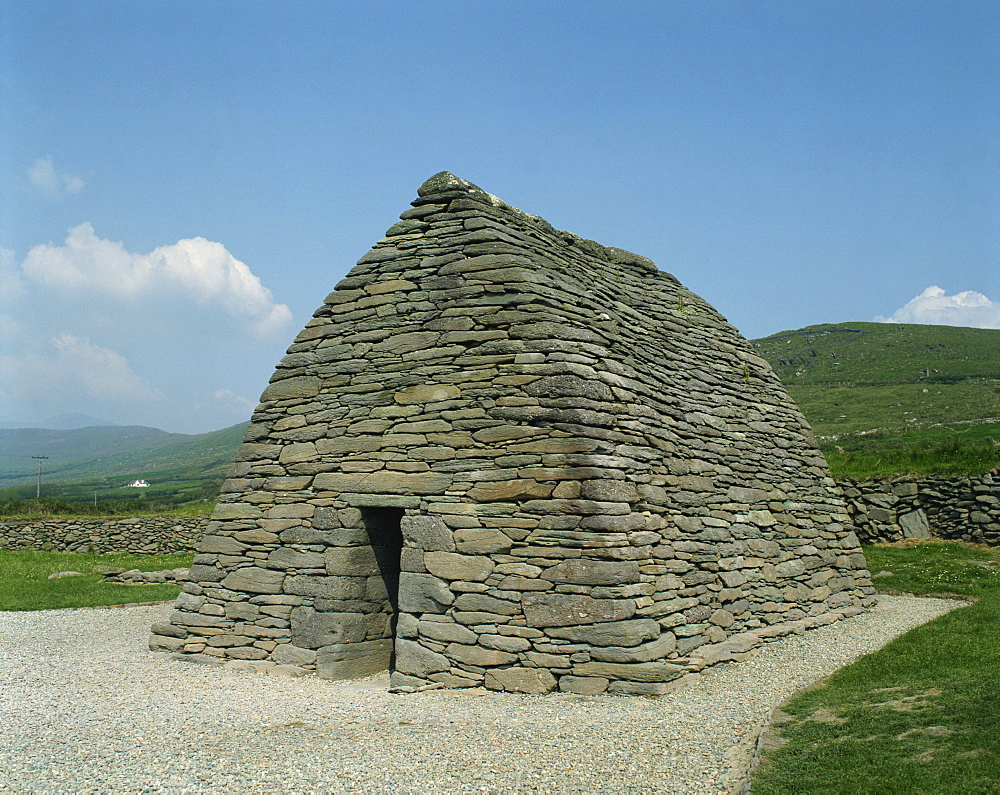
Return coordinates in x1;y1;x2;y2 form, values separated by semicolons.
28;156;85;200
4;333;162;403
876;285;1000;330
2;224;294;432
21;223;292;336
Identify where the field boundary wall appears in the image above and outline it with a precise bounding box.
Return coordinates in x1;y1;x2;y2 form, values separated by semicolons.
0;517;208;554
840;469;999;545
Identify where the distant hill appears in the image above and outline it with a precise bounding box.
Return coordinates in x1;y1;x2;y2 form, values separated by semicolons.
751;322;1000;477
751;322;1000;436
0;413;118;430
0;423;248;505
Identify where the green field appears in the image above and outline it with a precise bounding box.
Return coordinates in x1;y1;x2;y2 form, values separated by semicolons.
821;421;1000;480
752;322;1000;478
0;549;194;611
752;542;1000;793
753;322;1000;387
0;422;246;510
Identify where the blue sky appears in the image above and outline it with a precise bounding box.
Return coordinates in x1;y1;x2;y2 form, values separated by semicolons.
1;1;997;433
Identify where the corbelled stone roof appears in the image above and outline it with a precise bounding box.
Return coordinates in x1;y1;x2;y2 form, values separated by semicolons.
152;173;875;695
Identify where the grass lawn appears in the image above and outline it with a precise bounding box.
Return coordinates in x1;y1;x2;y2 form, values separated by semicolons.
751;542;1000;794
819;421;1000;480
0;549;194;611
0;497;212;519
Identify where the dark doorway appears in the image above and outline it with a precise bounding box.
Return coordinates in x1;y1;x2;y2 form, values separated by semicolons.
360;507;405;665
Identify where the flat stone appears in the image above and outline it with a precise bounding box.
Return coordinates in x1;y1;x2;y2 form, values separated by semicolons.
395;384;461;404
541;559;641;586
221;567;285;594
445;643;517;667
452;592;520;615
579;480;639;503
149;635;185;652
394;639;451;677
325;546;380;576
225;647;269;661
290;608;368;648
417;171;472;197
271;643;318;666
365;279;418;295
479;633;531;653
899;508;931;539
558;675;609;695
260;376;322;401
314;471;453;495
151;621;188;639
546;619;660;647
775;559;806;578
467;479;554;502
284;575;367;600
315;639;392;679
571;660;686;683
198;535;248;555
522;593;636;627
268;548;326;570
398;572;454;613
186;564;225;583
454;527;513;554
606;679;692;696
417;620;478;645
589;634;677;662
212;503;261;520
485;667;557;694
424;551;494;582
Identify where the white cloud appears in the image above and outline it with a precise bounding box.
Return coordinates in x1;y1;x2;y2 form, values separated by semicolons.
50;333;163;402
211;388;256;410
876;285;1000;330
2;226;293;431
0;247;26;300
28;156;85;200
1;333;162;406
0;314;22;341
21;223;292;337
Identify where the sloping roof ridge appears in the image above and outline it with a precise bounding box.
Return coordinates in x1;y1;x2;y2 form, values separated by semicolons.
415;171;659;274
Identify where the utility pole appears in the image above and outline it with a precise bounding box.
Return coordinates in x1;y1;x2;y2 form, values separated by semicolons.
31;455;49;498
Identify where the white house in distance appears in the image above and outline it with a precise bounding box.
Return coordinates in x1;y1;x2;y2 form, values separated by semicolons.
126;479;150;488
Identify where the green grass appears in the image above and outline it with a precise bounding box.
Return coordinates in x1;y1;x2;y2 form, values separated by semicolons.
821;422;1000;479
751;322;1000;477
751;542;1000;794
788;383;1000;439
0;549;194;611
0;497;213;519
753;322;1000;387
0;422;245;509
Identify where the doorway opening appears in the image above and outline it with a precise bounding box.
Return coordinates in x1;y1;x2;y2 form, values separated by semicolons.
360;506;405;667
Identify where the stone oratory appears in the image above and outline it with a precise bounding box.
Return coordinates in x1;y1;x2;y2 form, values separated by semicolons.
151;172;876;695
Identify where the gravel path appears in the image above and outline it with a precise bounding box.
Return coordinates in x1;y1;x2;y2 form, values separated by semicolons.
0;596;962;794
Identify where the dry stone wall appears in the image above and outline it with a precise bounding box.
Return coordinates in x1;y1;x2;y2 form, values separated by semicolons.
151;172;875;694
0;517;206;554
842;469;1000;545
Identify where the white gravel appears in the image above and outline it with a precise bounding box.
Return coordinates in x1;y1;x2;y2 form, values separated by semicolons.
0;596;962;794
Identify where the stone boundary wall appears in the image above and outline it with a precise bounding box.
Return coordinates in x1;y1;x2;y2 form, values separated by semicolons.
3;469;997;557
839;469;999;545
0;517;209;555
